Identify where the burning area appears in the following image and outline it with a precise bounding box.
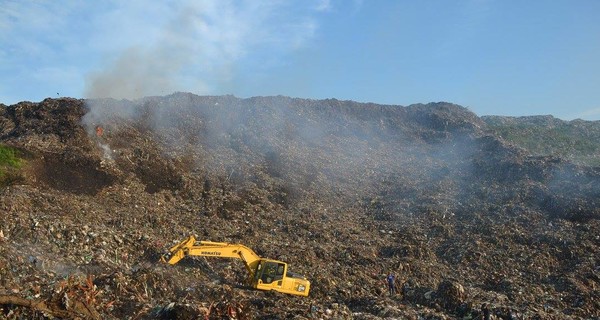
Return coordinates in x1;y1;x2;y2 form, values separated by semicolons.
0;94;599;319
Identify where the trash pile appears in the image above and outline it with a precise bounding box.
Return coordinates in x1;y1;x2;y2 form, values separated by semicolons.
0;94;598;319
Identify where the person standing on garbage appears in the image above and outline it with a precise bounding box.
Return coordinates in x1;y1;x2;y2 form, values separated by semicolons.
386;272;396;295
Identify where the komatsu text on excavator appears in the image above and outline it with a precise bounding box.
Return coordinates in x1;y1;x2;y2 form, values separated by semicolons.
161;236;310;297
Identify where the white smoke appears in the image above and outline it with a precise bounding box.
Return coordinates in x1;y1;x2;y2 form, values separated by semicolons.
84;1;322;99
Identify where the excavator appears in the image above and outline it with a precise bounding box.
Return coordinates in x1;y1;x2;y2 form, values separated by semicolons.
161;236;311;297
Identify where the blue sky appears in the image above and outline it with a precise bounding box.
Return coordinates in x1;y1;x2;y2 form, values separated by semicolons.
1;1;599;120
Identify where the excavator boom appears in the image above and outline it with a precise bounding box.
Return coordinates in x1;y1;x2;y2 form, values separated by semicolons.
163;237;260;266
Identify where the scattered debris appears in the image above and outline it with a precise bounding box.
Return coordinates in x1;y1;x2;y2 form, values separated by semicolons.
0;95;598;318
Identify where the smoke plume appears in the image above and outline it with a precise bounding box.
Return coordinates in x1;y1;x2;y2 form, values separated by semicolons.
84;1;319;100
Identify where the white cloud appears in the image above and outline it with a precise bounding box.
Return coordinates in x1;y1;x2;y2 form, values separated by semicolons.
315;0;332;12
0;1;83;49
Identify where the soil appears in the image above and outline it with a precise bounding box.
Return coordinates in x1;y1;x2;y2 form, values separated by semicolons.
0;93;598;319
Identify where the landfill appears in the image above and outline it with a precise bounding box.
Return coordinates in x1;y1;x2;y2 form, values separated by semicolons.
0;94;598;319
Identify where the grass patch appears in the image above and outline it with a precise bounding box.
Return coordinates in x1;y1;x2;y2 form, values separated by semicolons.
0;144;25;187
0;145;23;168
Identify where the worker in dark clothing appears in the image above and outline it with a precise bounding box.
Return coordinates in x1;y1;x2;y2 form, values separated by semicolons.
481;303;490;320
386;272;396;295
401;280;411;300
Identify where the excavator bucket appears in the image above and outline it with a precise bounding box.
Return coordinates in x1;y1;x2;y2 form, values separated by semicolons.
161;235;197;265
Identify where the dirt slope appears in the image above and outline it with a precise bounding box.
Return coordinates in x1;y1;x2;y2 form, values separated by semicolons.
0;93;598;319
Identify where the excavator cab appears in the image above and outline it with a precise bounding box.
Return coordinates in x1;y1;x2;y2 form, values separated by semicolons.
252;259;309;296
253;260;285;285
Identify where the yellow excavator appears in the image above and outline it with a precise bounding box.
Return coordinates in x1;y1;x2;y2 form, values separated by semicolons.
161;236;310;297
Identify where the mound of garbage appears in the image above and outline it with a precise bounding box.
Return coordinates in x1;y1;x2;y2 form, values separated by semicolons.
0;93;598;319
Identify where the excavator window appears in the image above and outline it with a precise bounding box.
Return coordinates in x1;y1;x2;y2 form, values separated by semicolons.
254;262;263;282
259;261;285;284
274;263;285;282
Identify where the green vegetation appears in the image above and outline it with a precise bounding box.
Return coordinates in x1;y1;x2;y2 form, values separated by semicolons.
0;144;24;187
0;145;23;168
484;116;600;167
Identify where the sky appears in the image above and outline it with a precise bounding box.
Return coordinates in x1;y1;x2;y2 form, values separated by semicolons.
1;0;599;120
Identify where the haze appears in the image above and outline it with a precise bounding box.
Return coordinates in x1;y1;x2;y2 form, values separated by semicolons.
1;0;599;120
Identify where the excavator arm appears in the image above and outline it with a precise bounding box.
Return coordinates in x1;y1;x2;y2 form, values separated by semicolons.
161;236;262;280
